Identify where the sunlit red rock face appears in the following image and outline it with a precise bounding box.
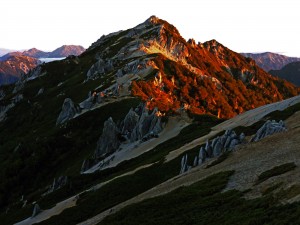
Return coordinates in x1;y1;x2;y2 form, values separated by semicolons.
0;53;40;85
131;17;299;118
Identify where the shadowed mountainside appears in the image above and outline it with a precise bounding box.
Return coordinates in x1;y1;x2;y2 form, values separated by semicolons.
269;61;300;86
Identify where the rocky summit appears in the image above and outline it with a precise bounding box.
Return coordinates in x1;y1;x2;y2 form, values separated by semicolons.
1;16;300;225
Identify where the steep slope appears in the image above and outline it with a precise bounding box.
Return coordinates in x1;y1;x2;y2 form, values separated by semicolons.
0;16;299;224
241;52;300;71
269;61;300;86
124;17;298;118
0;53;40;85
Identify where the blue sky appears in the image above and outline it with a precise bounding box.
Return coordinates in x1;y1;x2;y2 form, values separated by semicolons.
1;0;299;56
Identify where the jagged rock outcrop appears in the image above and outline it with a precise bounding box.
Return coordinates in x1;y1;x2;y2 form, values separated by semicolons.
49;176;68;193
251;120;287;142
81;158;98;173
201;130;245;164
121;108;140;135
198;147;206;165
95;117;121;158
129;107;162;142
180;120;288;174
181;129;245;174
86;58;114;80
32;204;41;217
79;96;94;110
82;104;164;172
180;154;190;174
56;98;81;125
37;88;44;95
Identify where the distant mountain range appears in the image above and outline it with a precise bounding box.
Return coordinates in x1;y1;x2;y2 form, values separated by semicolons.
0;45;85;85
0;48;17;57
269;61;300;86
241;52;300;86
22;45;85;58
241;52;300;72
0;53;40;85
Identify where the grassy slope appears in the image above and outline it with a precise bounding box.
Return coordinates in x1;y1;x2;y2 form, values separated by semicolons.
32;116;222;225
0;114;222;225
99;171;300;225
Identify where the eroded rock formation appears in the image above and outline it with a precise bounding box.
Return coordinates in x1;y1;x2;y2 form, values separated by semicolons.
56;98;81;125
251;120;287;142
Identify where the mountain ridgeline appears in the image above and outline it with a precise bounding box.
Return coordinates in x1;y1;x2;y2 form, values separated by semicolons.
0;16;300;224
269;61;300;86
22;45;85;58
0;45;85;85
241;52;300;72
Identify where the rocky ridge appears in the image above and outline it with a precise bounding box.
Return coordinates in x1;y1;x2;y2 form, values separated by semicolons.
83;16;299;119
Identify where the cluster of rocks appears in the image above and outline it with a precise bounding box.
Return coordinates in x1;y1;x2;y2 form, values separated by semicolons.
180;129;245;174
121;105;162;142
82;104;163;172
180;120;288;174
86;58;115;80
250;120;286;142
56;90;116;125
95;117;121;158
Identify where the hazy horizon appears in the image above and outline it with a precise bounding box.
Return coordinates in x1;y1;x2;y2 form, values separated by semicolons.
1;0;299;57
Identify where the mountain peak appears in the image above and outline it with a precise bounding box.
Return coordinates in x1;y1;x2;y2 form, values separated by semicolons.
145;15;160;25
